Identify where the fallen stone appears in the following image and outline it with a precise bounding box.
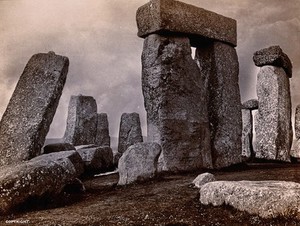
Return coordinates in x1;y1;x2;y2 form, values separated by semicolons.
75;144;98;150
0;52;69;166
63;95;98;146
43;143;75;154
77;146;114;174
242;109;253;160
136;0;237;46
0;150;84;214
200;180;300;219
142;34;212;171
95;113;110;147
242;99;258;110
118;142;161;185
253;46;292;78
192;173;215;189
255;66;292;161
195;41;242;168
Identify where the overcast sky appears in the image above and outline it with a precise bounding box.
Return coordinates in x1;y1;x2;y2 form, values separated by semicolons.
0;0;299;138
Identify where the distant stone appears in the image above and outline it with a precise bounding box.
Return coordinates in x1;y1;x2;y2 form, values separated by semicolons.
253;45;292;78
200;180;300;219
43;143;75;154
117;113;143;154
255;66;292;161
136;0;237;46
118;143;161;185
77;146;114;174
195;41;242;168
242;99;258;110
0;151;84;214
0;52;69;167
63;95;98;146
95;113;110;147
242;109;253;160
192;173;215;189
295;105;300;140
142;34;212;172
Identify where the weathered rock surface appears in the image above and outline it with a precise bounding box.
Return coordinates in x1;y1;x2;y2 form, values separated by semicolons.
95;113;110;147
118;113;143;154
118;142;161;185
136;0;237;46
43;143;75;154
253;46;292;78
142;34;211;172
200;180;300;219
242;109;253;160
0;52;69;167
77;146;114;174
63;95;98;146
192;173;215;189
195;41;242;168
242;99;258;110
255;66;292;161
0;151;83;214
295;105;300;140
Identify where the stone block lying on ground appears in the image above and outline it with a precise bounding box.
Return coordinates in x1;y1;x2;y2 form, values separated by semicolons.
43;143;75;154
0;151;84;214
192;173;215;189
200;180;300;219
136;0;237;46
118;142;161;185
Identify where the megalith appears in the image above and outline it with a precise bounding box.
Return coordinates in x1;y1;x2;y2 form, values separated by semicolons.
63;95;98;146
0;51;69;167
95;113;110;147
293;105;300;157
255;48;293;161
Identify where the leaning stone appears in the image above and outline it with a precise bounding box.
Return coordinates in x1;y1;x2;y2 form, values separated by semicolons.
95;113;110;147
255;66;292;161
253;45;292;78
0;150;83;214
242;99;258;110
295;105;300;140
195;41;242;169
63;95;98;146
242;109;253;160
0;52;69;167
77;146;114;174
192;173;215;189
200;180;300;219
136;0;237;46
43;143;75;154
118;142;161;185
142;34;212;172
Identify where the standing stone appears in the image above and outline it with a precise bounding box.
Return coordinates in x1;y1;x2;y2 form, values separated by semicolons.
195;42;242;168
241;109;252;160
255;66;292;161
63;95;97;146
142;34;211;172
117;112;143;154
0;52;69;167
295;105;300;140
95;113;110;147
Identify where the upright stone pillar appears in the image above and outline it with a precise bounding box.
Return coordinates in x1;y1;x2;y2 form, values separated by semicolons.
0;51;69;166
293;105;300;157
95;113;110;147
63;95;97;146
254;46;293;161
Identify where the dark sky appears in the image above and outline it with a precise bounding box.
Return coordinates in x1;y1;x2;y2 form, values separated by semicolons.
0;0;299;138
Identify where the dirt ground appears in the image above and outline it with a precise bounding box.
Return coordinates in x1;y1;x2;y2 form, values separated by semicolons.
2;163;300;226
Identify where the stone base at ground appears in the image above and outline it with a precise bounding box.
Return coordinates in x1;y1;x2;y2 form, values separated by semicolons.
43;143;75;154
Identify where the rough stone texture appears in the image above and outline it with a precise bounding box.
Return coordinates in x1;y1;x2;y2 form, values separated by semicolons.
0;52;69;167
136;0;237;46
142;34;212;172
0;151;83;214
95;113;110;147
192;173;215;189
242;109;253;160
63;95;98;146
77;146;114;174
242;99;258;110
117;113;143;154
118;142;161;185
295;105;300;140
255;66;292;161
200;180;300;219
43;143;75;154
75;144;98;150
195;41;242;169
253;46;292;78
